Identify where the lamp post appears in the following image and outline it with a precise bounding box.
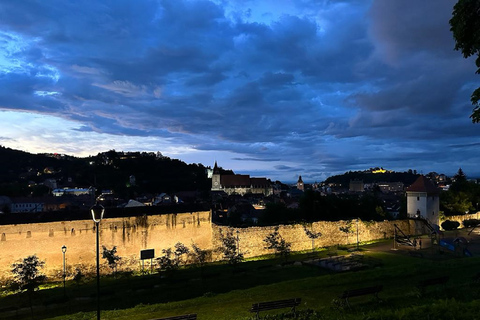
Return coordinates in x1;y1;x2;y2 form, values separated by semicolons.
91;202;104;320
236;230;240;255
356;218;359;251
61;245;67;297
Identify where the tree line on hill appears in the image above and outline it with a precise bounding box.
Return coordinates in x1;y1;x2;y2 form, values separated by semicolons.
0;146;212;200
323;169;420;187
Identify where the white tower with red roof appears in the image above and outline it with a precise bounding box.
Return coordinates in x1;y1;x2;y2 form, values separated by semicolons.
406;175;440;228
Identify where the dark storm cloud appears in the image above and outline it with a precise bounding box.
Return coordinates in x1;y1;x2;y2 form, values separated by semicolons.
0;0;478;181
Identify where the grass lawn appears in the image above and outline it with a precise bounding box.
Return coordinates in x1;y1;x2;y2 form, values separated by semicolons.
2;240;480;319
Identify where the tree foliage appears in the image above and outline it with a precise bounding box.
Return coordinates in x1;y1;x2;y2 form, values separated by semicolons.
156;248;177;272
102;246;121;275
263;227;292;261
218;229;243;266
191;243;208;267
441;169;480;215
454;168;467;183
173;242;190;266
303;224;322;252
450;0;480;122
11;255;46;292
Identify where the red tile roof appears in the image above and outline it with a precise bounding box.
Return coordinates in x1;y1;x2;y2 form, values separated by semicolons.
221;174;251;187
406;176;440;194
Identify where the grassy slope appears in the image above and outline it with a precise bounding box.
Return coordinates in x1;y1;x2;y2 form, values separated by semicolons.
3;241;480;320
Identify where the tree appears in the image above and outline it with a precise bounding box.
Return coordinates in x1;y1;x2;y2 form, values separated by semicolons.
454;168;467;183
11;255;46;315
450;0;480;122
173;242;190;266
102;246;121;276
339;222;354;244
11;255;46;292
441;190;473;215
218;229;243;266
303;225;322;252
263;226;292;262
156;248;177;273
191;243;209;277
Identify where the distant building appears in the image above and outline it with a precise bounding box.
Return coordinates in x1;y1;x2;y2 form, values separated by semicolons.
211;162;273;196
53;187;93;197
297;176;304;191
10;197;69;213
406;176;440;228
11;197;44;213
377;182;404;193
349;180;364;192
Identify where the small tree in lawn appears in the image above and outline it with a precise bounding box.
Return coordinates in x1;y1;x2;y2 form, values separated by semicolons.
11;255;46;315
339;221;354;244
102;246;121;277
191;242;208;277
173;242;190;267
156;248;178;275
218;228;243;267
303;225;322;253
264;226;291;262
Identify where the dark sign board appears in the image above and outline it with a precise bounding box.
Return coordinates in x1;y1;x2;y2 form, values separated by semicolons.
140;249;155;260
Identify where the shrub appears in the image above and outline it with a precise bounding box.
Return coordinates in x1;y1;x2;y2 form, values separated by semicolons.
463;219;480;228
441;220;460;231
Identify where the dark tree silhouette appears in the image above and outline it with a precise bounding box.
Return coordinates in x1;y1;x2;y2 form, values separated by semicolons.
450;0;480;122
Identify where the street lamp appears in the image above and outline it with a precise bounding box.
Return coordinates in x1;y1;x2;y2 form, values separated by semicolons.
236;230;240;255
356;218;359;250
91;202;104;320
61;245;67;297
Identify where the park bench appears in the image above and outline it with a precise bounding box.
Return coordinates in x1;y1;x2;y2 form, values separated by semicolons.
250;298;301;318
150;314;196;320
417;276;449;294
339;285;383;307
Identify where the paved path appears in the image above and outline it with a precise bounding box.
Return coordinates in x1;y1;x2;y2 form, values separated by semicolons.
363;228;480;258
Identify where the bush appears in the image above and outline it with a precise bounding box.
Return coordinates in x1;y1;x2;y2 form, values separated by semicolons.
441;220;460;231
463;219;480;228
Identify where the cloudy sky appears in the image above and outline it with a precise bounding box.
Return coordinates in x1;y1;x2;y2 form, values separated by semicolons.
0;0;479;183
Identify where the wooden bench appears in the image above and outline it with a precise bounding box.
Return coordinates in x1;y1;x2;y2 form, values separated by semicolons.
149;314;196;320
250;298;301;318
339;285;383;307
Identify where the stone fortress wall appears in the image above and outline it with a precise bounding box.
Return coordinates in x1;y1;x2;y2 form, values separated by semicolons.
0;211;212;281
213;219;416;258
1;211;475;281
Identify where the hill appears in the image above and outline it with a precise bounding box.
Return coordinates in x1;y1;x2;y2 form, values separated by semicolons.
323;168;420;187
0;146;212;199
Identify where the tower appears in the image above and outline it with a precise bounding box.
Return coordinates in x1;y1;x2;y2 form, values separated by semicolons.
297;175;304;191
211;161;222;191
406;175;440;228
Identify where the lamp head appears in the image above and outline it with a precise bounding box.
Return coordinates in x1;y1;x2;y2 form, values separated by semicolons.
62;245;67;253
90;202;105;223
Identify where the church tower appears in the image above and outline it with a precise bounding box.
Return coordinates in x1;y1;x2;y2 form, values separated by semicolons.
211;161;222;191
297;175;304;191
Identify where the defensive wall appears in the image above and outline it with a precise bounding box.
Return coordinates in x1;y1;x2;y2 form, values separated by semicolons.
0;211;459;282
443;212;480;226
0;211;212;281
213;219;416;258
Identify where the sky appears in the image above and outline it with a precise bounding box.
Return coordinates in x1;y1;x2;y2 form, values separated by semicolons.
0;0;479;183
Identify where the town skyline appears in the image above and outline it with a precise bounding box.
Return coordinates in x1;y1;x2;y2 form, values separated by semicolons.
0;1;479;182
